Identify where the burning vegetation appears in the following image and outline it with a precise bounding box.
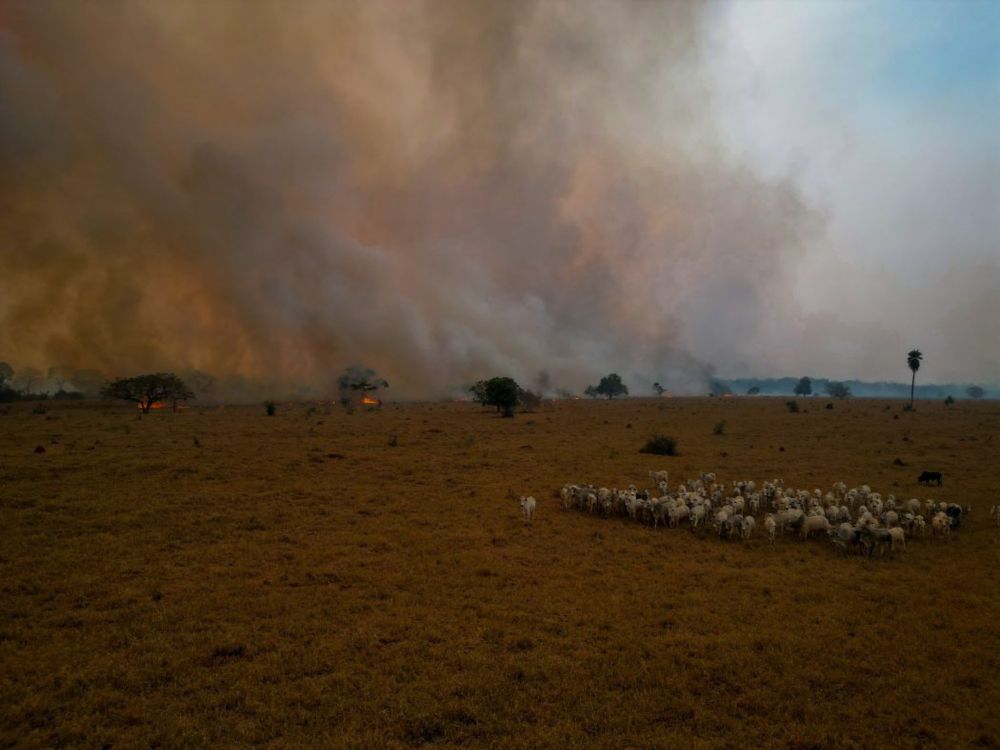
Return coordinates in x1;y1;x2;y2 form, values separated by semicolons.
101;373;194;413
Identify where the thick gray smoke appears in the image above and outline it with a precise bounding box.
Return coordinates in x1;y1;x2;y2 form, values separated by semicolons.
0;1;810;398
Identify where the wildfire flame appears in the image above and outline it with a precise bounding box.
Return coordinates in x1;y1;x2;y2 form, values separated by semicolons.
137;400;185;411
361;394;381;407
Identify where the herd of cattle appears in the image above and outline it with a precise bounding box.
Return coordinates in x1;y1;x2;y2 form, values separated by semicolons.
530;472;979;557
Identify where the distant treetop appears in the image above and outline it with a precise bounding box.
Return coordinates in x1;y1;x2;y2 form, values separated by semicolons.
595;373;628;399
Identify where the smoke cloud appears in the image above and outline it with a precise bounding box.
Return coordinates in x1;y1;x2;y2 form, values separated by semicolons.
1;1;815;398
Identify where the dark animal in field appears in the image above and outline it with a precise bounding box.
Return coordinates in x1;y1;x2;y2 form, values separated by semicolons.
918;471;943;486
945;503;967;528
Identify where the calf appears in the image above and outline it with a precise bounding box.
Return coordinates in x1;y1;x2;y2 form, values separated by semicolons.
519;496;536;524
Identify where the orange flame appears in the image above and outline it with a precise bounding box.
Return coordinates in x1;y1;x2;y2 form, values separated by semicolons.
137;400;185;411
361;394;381;407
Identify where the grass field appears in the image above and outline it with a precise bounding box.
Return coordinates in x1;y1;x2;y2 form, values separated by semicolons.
2;397;999;749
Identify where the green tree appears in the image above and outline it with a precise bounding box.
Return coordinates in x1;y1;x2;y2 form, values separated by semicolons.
967;385;984;399
584;385;598;399
907;349;922;408
101;373;195;413
793;376;812;397
652;381;665;396
465;380;489;406
484;376;521;417
595;373;628;399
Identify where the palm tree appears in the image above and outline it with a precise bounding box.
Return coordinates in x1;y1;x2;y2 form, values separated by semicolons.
907;349;923;408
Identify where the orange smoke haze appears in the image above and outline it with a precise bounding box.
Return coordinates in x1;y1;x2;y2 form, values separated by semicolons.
0;1;811;398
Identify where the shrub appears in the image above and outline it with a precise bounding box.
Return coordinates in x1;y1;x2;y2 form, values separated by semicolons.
712;420;726;435
785;400;799;413
264;400;276;416
640;434;678;456
944;395;955;406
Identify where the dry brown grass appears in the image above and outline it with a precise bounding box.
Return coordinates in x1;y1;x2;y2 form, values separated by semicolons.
2;397;999;749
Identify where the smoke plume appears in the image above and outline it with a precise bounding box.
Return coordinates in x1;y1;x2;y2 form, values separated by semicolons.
0;1;811;398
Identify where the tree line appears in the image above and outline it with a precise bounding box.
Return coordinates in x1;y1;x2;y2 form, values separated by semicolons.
1;350;992;409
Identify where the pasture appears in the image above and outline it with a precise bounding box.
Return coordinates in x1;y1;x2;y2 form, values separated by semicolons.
2;398;998;748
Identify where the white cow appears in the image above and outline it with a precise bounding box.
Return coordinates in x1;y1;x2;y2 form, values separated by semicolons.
519;496;536;524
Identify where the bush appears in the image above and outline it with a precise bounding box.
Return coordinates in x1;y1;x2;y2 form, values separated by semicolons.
712;420;726;435
640;434;678;456
786;400;799;413
264;400;276;416
944;395;955;406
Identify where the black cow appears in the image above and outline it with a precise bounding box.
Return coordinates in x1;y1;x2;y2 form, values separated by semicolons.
946;503;966;528
918;471;943;486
